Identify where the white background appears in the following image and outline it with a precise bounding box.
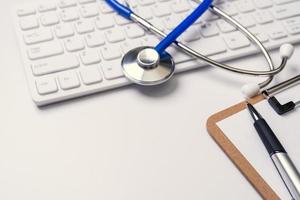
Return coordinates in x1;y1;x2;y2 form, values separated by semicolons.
1;0;300;199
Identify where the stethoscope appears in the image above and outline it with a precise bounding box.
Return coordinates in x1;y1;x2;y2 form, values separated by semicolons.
105;0;295;98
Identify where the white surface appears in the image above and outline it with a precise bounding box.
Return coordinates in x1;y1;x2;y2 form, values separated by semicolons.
218;86;300;200
1;0;300;200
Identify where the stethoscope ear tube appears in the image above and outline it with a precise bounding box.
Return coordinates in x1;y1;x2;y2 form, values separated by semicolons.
131;4;293;92
132;7;291;76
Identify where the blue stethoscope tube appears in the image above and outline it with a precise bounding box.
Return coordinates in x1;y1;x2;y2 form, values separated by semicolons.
104;0;212;55
105;0;133;19
154;0;212;54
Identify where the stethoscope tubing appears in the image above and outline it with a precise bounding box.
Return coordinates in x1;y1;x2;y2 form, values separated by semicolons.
105;0;289;88
105;0;132;19
131;5;286;88
154;0;213;54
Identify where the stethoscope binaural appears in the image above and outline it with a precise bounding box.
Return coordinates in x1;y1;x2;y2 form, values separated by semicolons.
105;0;295;98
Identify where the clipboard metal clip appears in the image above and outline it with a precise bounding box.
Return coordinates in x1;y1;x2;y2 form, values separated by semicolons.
262;75;300;115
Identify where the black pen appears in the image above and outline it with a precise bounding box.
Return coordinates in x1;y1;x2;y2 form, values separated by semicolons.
246;103;300;200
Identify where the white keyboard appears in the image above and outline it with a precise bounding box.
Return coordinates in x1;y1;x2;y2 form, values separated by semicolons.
13;0;300;105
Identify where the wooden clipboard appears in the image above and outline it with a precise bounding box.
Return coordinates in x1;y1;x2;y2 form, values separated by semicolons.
206;95;281;200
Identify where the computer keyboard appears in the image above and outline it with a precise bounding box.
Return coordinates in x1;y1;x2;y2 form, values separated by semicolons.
13;0;300;105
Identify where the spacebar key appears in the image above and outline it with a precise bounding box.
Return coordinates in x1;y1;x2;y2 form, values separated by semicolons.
32;54;79;76
27;41;64;60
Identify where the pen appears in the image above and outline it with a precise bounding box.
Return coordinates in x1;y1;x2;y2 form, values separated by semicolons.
246;103;300;200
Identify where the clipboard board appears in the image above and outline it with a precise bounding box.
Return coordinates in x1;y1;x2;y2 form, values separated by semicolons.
206;95;281;200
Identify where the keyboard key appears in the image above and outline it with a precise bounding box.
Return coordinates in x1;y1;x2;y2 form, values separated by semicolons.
40;12;59;26
223;31;250;50
253;0;272;9
199;22;219;37
126;0;138;8
80;4;99;18
38;3;56;12
101;61;124;80
248;27;269;43
201;10;220;21
135;7;153;20
95;16;114;30
138;0;155;6
120;40;141;54
167;46;193;63
254;11;273;24
99;1;114;13
80;65;102;85
237;0;255;13
149;18;166;32
273;0;297;5
58;0;77;8
17;6;36;16
75;20;94;34
283;16;300;35
114;15;132;25
124;24;145;38
36;77;58;95
272;2;300;20
23;29;53;45
217;3;238;16
217;19;236;33
85;32;105;47
101;45;122;61
59;71;81;90
179;26;201;42
152;4;171;17
19;16;39;30
55;24;74;38
267;24;287;40
27;41;63;60
60;8;79;22
213;0;225;5
31;54;79;75
140;35;160;46
78;0;96;4
234;15;255;28
105;28;125;43
188;36;227;56
162;15;181;30
80;50;101;65
64;37;85;52
171;0;191;13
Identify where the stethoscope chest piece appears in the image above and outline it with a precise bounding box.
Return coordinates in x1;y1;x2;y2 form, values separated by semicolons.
121;46;175;86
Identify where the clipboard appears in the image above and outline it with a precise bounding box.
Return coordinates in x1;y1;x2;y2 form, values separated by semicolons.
206;75;300;200
206;94;281;200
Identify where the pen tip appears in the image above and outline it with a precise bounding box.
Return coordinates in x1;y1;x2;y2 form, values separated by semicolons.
246;102;261;120
246;101;252;109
